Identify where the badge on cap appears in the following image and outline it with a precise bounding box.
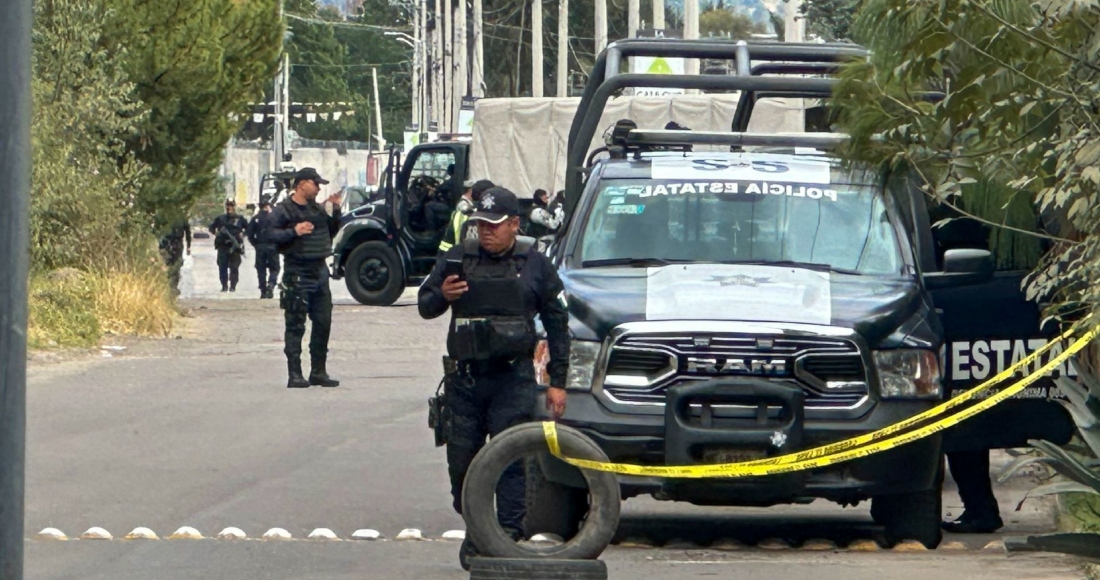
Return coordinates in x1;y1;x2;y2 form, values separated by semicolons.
481;195;495;209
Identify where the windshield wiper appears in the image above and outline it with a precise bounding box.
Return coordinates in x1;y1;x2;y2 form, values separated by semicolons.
581;257;696;268
718;260;862;275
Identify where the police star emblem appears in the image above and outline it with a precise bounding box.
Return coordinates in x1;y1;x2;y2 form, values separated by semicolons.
770;431;788;448
481;195;495;209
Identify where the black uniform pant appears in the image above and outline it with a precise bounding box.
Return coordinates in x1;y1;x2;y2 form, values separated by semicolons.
160;243;184;296
281;264;332;366
447;358;537;536
217;249;242;288
254;245;280;291
947;450;1000;520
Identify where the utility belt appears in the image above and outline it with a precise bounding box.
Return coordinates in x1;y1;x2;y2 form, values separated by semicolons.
451;316;535;362
428;356;463;447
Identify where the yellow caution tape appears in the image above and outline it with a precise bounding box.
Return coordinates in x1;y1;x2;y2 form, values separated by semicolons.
543;327;1096;478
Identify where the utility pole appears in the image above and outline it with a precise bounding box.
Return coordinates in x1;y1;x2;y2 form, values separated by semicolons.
532;0;543;97
411;5;421;132
0;0;30;578
557;0;568;97
273;1;286;171
472;0;484;97
594;0;607;54
420;0;429;131
652;0;664;29
628;0;639;37
372;67;386;150
443;0;453;132
683;0;699;75
432;0;443;131
453;0;468;130
282;52;290;159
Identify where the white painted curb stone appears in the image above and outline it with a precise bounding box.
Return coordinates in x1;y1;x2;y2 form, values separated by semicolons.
441;530;466;541
81;527;113;540
263;528;292;540
308;528;339;540
36;528;67;541
125;527;159;540
351;529;382;541
218;527;247;540
395;528;424;541
169;526;203;540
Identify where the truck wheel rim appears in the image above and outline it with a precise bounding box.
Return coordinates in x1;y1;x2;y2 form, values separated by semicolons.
358;257;389;291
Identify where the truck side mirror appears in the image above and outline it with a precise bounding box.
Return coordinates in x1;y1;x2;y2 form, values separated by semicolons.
923;248;994;290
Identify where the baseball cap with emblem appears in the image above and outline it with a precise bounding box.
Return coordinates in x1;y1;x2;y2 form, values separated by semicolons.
469;187;521;224
293;167;330;186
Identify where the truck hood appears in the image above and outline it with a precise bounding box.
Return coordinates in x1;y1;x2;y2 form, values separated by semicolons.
561;263;922;345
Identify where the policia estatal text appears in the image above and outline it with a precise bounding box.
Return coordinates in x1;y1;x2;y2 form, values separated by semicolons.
418;187;570;570
267;168;343;389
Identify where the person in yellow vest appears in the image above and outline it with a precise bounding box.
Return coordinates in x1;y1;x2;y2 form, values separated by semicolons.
438;179;494;254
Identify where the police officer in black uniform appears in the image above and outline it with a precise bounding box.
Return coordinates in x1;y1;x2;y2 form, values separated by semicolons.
209;200;248;292
266;168;343;389
418;187;570;569
159;219;191;296
248;195;281;299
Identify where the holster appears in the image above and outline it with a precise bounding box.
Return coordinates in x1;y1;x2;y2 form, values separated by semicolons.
428;356;459;447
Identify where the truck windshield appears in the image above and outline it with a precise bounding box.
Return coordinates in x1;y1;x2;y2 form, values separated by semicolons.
578;172;904;275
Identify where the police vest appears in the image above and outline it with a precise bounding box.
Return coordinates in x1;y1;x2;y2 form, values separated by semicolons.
276;199;332;260
450;237;537;361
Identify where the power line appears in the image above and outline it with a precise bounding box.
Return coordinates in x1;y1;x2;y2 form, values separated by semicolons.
284;12;411;32
291;61;408;69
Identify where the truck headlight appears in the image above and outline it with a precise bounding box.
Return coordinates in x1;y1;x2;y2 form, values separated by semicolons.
533;339;602;391
874;349;941;399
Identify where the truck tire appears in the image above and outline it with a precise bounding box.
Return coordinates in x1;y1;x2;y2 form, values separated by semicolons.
469;557;607;580
872;461;944;549
462;423;620;561
345;241;404;306
524;458;590;540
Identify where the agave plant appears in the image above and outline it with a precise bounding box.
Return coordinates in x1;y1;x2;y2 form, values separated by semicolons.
1001;371;1100;513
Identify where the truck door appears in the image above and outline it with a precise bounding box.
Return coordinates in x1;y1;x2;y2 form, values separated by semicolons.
919;197;1076;452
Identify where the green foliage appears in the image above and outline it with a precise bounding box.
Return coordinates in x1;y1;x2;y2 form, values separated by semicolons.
100;0;283;230
31;0;150;272
831;0;1100;321
27;269;101;349
700;7;767;38
799;0;859;41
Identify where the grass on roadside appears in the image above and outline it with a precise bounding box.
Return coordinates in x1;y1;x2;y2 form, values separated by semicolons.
1060;492;1100;533
28;266;176;349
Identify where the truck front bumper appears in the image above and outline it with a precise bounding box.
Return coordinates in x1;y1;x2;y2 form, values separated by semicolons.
533;379;942;506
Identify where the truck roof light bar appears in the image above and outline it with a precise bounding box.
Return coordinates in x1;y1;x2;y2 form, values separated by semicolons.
625;130;850;149
603;39;869;80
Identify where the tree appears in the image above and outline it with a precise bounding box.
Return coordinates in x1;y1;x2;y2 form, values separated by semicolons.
799;0;859;41
700;7;765;38
99;0;283;230
830;0;1100;321
31;0;149;271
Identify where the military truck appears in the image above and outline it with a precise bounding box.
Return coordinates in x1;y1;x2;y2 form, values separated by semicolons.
523;39;1075;550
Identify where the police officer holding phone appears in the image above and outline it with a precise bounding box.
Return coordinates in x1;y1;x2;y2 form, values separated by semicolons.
418;187;570;570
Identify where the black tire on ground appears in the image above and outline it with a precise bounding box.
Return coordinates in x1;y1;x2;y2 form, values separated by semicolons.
344;241;404;306
469;558;607;580
872;460;944;548
462;423;621;561
524;457;590;540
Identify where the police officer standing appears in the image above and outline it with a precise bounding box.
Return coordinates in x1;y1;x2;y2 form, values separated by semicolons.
438;179;494;254
248;196;281;299
209;199;248;292
266;168;343;389
418;187;570;569
158;219;191;296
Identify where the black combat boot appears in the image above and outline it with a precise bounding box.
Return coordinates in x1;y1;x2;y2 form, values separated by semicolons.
221;283;228;292
309;360;340;387
287;359;310;389
458;537;480;571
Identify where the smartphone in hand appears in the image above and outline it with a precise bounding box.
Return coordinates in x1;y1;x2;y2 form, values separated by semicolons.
443;259;464;281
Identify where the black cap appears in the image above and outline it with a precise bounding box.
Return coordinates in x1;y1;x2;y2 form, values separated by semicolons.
469;187;520;224
470;179;495;201
225;198;236;206
293;167;329;186
259;195;271;206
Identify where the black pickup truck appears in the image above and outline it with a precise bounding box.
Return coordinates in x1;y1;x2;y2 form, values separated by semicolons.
524;39;1076;549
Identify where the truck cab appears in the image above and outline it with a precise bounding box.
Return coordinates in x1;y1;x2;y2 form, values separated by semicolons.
524;39;1075;550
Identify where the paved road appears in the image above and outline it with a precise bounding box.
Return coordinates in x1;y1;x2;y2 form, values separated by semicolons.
22;237;1089;579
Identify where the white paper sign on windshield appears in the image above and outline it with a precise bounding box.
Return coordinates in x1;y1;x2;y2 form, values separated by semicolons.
650;157;832;184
